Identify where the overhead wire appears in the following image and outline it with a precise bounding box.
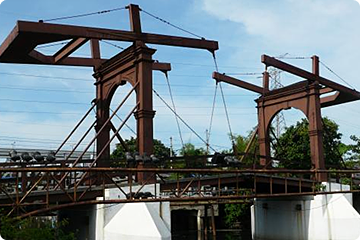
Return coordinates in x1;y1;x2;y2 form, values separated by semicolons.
319;60;355;89
140;8;205;39
0;72;93;82
109;108;136;135
35;41;69;49
163;73;184;149
100;40;125;50
40;7;127;23
153;89;216;152
211;52;236;152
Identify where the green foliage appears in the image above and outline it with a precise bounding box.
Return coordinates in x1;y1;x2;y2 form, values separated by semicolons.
274;117;343;169
0;215;76;240
111;137;171;160
224;203;251;228
180;143;206;168
231;128;259;165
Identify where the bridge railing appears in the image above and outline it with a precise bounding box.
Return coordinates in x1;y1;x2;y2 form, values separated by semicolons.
0;167;359;217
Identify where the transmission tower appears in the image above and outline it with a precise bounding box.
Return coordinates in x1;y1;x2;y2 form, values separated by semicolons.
268;68;287;138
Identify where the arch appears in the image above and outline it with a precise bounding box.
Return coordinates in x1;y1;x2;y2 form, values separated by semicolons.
257;81;325;177
92;43;156;174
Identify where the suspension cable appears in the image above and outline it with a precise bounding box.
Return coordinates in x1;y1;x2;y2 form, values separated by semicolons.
153;89;216;152
211;52;236;151
40;6;126;23
101;40;125;50
109;108;136;135
319;60;355;89
207;82;218;151
163;72;185;149
140;8;205;39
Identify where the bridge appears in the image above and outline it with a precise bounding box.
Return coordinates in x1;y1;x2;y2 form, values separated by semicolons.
1;3;360;240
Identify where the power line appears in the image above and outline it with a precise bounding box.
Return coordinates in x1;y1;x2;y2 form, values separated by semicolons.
100;40;125;50
0;85;93;94
0;72;93;81
0;109;256;116
40;7;127;22
319;60;355;89
36;41;69;49
153;88;216;152
140;8;205;39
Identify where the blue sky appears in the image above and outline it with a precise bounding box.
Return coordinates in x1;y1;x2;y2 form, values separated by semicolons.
0;0;360;155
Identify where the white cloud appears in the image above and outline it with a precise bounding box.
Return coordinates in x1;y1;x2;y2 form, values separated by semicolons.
0;0;5;5
355;0;360;5
201;0;358;49
200;0;360;142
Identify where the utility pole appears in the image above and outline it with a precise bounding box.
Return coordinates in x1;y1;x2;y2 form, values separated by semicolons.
205;129;209;155
170;137;173;158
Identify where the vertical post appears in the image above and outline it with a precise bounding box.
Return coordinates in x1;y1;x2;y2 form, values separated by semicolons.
309;55;326;181
258;101;271;166
90;39;101;70
134;46;156;183
128;4;142;34
262;71;270;93
210;205;216;237
312;55;320;76
95;80;111;167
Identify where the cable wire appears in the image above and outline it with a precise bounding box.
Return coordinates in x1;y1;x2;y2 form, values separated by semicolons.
319;60;355;89
207;82;218;152
110;108;136;135
36;41;69;49
40;7;126;22
212;52;236;151
153;89;216;152
164;73;184;149
101;40;125;50
140;9;205;39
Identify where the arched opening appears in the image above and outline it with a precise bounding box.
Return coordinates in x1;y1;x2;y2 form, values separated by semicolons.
107;80;137;164
268;107;311;169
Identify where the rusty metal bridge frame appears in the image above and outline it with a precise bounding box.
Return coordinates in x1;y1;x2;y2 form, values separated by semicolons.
1;4;360;217
1;167;360;218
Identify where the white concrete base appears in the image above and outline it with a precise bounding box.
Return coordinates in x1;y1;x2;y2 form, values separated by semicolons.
251;182;360;240
94;184;171;240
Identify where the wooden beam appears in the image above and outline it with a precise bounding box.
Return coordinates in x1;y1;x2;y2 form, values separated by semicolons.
28;50;54;64
320;87;335;95
213;72;264;94
261;55;360;99
152;62;171;72
320;92;340;105
15;21;218;51
128;4;142;34
54;38;88;63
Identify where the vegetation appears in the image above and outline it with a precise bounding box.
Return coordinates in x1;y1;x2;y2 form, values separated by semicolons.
111;137;171;160
273;117;344;169
0;215;76;240
224;202;251;228
179;143;206;168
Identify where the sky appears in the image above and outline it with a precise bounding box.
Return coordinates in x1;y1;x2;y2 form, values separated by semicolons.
0;0;360;156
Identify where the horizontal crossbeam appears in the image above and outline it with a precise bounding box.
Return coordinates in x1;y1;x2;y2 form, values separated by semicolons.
213;72;264;94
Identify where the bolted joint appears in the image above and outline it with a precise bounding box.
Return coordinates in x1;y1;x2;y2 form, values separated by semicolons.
133;110;156;119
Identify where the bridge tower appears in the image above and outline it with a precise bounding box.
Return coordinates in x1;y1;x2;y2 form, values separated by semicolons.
213;55;360;181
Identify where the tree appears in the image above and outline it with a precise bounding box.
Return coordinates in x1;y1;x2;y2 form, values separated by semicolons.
0;215;76;240
231;128;259;165
179;143;206;168
111;137;171;160
274;117;343;169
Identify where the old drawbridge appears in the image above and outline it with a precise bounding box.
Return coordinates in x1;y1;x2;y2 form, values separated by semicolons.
0;4;360;218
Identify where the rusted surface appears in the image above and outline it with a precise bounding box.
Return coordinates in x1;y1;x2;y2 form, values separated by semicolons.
214;55;360;181
0;167;358;217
